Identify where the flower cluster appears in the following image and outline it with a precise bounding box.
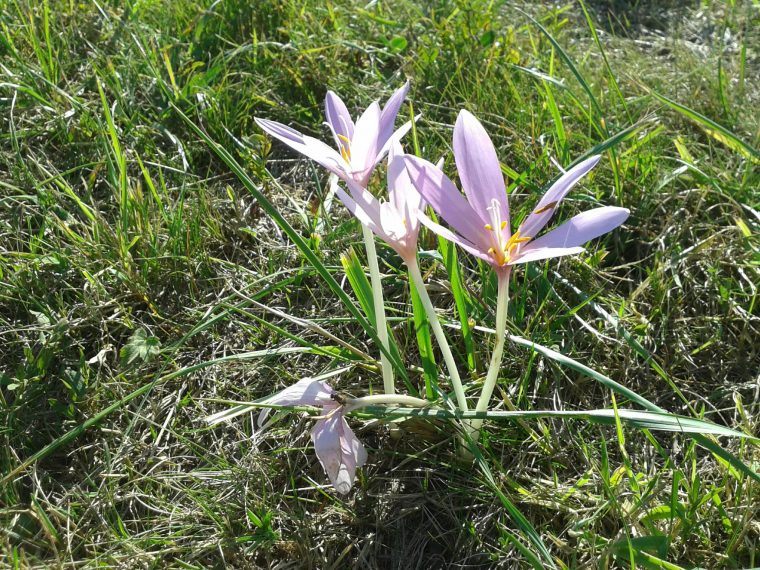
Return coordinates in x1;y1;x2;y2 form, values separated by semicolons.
252;83;629;493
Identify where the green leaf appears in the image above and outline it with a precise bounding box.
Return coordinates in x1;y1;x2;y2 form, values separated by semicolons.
650;90;759;162
358;406;756;440
340;247;414;394
120;328;161;365
434;212;476;372
409;266;437;399
387;35;407;52
479;31;495;47
505;335;760;482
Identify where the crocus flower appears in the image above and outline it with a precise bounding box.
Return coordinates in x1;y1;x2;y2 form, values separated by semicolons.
260;378;367;495
403;110;629;272
255;82;411;187
330;142;425;260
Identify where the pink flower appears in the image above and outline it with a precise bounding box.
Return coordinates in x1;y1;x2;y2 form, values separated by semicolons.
331;142;425;260
255;82;411;187
262;378;367;495
403;110;629;272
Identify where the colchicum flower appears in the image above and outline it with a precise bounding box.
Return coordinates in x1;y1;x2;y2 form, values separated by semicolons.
331;142;425;261
255;82;411;187
261;378;367;495
403;110;630;272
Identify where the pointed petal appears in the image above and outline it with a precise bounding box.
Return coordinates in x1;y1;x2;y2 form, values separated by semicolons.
261;377;334;407
378;81;410;149
256;117;349;177
376;119;414;163
349;102;381;179
517;155;601;240
418;213;495;265
324;91;355;147
453;110;508;229
388;143;424;224
330;178;383;237
403;155;491;250
524;206;629;250
342;178;385;229
509;246;585;264
312;408;367;495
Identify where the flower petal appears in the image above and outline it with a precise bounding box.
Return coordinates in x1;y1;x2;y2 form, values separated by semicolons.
508;246;585;264
376;118;414;163
453;110;508;229
523;206;629;250
324;91;355;148
256;117;349;177
349;101;381;180
388;142;424;226
517;155;601;240
330;178;384;238
312;408;367;495
378;81;410;150
403;155;491;250
261;377;334;407
418;213;495;265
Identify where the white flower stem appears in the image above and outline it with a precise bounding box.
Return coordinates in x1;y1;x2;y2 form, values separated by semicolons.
361;224;395;395
406;255;468;412
472;269;511;431
346;394;430;412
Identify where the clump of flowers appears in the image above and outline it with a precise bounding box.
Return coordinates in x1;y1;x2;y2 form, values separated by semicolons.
206;82;749;495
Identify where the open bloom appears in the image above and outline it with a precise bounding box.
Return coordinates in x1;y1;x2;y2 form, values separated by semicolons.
255;82;411;187
331;142;425;260
404;110;629;272
260;378;367;495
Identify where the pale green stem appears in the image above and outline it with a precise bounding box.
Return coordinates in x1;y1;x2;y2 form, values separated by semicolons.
405;255;468;412
346;394;430;412
472;269;511;431
361;225;394;395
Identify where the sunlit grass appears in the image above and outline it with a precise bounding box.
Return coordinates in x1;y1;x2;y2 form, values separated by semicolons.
1;0;757;567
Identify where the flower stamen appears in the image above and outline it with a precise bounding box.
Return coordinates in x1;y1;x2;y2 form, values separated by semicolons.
337;134;352;161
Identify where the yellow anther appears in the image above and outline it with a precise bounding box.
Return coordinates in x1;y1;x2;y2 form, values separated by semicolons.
500;220;508;230
487;247;495;255
337;134;352;161
484;224;493;231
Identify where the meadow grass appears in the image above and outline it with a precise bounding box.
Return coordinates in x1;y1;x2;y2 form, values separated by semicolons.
1;0;758;567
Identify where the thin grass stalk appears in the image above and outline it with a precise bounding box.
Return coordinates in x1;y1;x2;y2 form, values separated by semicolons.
361;224;394;395
406;255;468;412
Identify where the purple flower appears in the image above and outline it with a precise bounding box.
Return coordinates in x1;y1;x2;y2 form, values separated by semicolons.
261;378;367;495
331;142;425;260
255;82;411;187
403;110;629;272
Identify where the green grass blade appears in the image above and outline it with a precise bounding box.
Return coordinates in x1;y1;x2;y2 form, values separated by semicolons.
465;436;557;569
505;335;760;483
650;90;759;162
1;346;321;486
409;265;437;399
340;247;414;393
169;103;410;385
436;218;476;373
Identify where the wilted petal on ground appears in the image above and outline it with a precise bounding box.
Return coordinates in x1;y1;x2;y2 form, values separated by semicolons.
311;405;368;494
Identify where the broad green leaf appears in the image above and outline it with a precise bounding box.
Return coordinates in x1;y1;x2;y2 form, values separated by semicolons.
120;328;161;365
